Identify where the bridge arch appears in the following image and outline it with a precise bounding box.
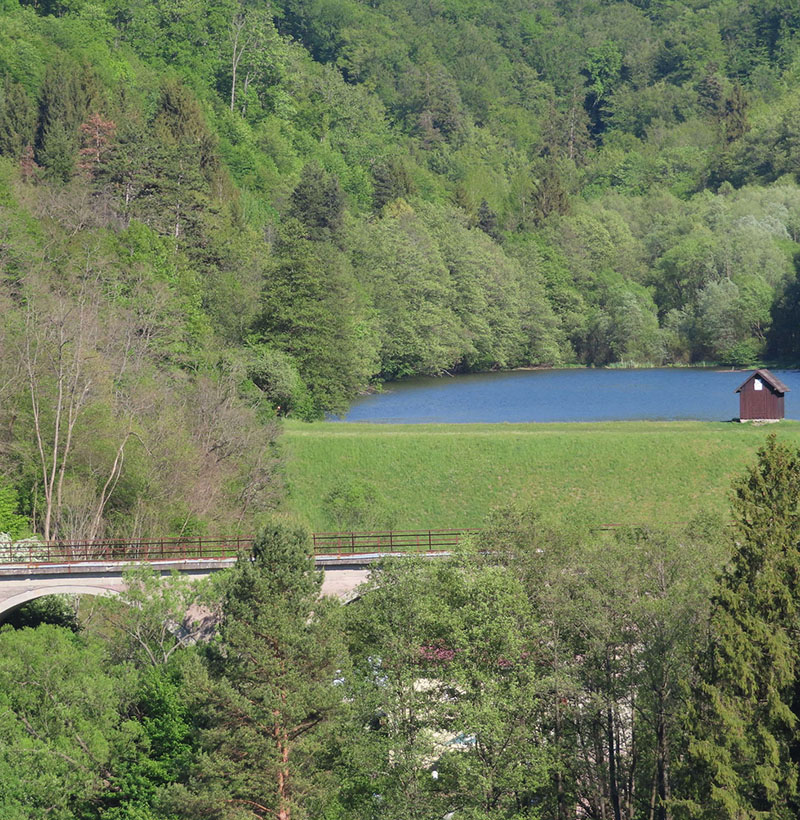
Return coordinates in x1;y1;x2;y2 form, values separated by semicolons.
0;557;383;621
0;585;121;620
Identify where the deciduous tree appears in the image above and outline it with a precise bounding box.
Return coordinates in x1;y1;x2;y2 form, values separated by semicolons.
0;625;128;818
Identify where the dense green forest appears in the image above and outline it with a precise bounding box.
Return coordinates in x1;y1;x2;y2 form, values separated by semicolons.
4;0;800;536
4;437;800;820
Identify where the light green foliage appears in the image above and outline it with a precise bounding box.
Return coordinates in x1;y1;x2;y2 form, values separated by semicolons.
585;40;623;103
334;510;724;820
0;480;28;537
0;445;792;819
0;574;213;820
87;565;208;669
101;663;196;820
422;203;529;369
3;0;800;450
351;203;463;378
111;221;212;357
351;200;564;378
341;552;553;819
246;345;314;419
0;173;283;540
476;507;725;820
257;219;377;416
5;0;800;808
0;625;129;819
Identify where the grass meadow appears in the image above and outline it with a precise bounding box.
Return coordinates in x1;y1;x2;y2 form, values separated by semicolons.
282;420;800;531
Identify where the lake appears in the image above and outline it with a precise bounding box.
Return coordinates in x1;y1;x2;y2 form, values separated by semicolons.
334;368;800;424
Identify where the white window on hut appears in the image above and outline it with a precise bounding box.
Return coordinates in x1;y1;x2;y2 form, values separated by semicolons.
754;378;763;391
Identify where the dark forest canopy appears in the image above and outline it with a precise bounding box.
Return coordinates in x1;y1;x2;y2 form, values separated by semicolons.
3;0;800;536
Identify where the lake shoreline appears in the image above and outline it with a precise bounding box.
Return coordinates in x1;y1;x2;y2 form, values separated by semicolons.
361;362;779;397
335;367;800;425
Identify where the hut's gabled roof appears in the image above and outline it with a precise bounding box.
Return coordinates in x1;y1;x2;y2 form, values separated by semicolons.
735;368;790;395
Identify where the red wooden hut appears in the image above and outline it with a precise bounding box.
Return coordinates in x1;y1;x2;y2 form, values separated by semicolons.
735;369;789;421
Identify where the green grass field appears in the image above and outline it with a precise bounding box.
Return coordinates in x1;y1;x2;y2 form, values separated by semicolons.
282;420;800;531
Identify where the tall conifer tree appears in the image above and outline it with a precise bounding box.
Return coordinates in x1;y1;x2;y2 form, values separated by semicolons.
180;522;346;820
678;435;800;820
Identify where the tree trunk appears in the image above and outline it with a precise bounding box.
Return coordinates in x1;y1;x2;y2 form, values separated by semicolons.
230;13;247;113
593;708;608;820
552;630;569;820
626;654;637;820
656;705;670;820
86;431;133;542
608;705;621;820
275;702;291;820
606;654;622;820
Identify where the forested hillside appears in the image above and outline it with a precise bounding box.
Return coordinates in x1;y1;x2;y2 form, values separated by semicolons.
3;0;800;537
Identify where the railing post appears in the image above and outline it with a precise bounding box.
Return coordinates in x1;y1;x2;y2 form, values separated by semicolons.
428;530;432;552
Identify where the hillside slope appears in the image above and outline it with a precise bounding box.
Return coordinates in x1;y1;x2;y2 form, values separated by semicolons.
283;420;800;530
3;0;800;536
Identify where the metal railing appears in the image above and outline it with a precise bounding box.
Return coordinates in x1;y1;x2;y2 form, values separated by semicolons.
0;536;251;565
311;528;479;556
0;529;480;566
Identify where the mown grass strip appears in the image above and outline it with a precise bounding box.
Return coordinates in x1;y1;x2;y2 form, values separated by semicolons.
282;420;800;531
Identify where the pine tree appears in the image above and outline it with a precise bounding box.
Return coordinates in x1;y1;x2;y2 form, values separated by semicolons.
678;435;800;820
288;162;344;241
184;522;346;820
0;77;35;158
256;220;376;416
476;198;500;240
531;163;569;226
148;80;218;241
35;57;99;180
723;84;749;144
372;158;414;212
697;65;724;117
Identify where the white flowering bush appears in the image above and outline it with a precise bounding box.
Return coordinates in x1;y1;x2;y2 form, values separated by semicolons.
0;533;48;563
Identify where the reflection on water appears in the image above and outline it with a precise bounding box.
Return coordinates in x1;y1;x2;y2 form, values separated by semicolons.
334;368;800;424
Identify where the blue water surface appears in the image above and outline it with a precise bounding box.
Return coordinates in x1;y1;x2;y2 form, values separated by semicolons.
334;368;800;424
